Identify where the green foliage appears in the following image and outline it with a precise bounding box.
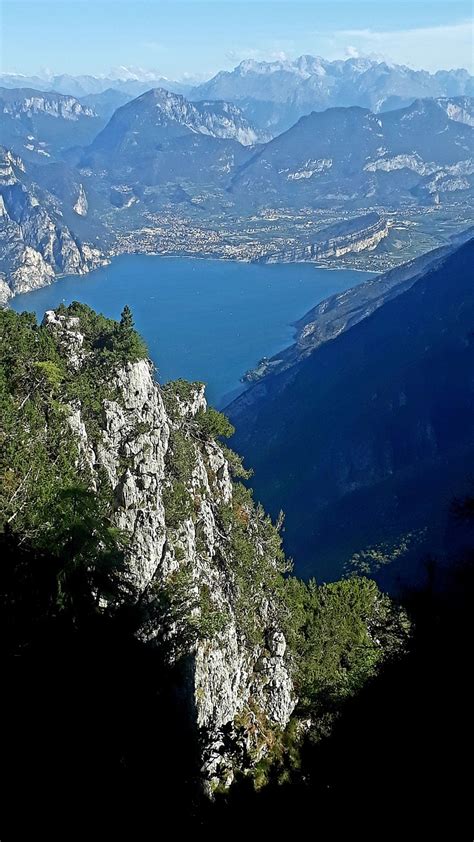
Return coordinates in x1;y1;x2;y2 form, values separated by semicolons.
141;567;199;658
195;407;235;439
144;570;227;654
66;301;148;363
120;305;134;331
162;481;193;529
0;309;78;538
41;485;127;613
166;378;204;403
0;309;127;611
0;304;148;543
32;360;64;391
344;530;427;577
193;583;228;638
161;379;204;421
167;429;195;484
116;304;148;361
221;445;253;479
134;421;152;436
216;483;289;646
283;575;410;720
162;428;197;529
0;303;412;795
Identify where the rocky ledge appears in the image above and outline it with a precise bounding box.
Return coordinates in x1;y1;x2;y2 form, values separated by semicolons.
260;212;390;264
44;309;296;792
0;147;106;304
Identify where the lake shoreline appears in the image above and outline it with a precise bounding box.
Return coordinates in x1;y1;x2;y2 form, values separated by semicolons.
6;251;377;307
11;255;373;406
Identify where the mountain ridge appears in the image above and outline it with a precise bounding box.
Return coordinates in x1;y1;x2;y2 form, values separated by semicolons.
240;226;474;383
229;97;474;208
1;88;472;296
228;237;474;588
0;70;191;99
192;55;474;133
0;86;104;164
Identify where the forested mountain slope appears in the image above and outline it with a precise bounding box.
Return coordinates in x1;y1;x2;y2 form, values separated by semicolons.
229;238;474;587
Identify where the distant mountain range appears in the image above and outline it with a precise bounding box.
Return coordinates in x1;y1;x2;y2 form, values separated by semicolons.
79;88;261;194
79;90;473;209
0;85;265;187
0;73;472;297
191;56;474;133
4;84;471;208
228;236;474;591
2;56;472;138
0;68;191;99
77;88;137;121
0;87;105;164
229;97;474;208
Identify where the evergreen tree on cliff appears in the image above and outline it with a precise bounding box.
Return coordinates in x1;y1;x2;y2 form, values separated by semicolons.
117;304;147;361
120;305;134;332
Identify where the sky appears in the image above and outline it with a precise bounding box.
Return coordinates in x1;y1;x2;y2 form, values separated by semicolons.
1;0;472;80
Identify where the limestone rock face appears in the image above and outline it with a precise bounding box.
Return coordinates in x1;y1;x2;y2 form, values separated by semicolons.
42;310;85;369
0;90;96;121
0;147;105;298
73;184;88;216
9;246;55;294
263;213;390;264
43;310;296;791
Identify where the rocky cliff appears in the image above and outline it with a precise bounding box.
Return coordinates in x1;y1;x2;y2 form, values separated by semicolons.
261;213;390;263
87;87;264;151
0;147;105;302
0;88;96;120
0;87;104;164
42;307;295;792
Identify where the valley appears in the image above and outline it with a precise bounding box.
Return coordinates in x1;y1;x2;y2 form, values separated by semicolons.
1;78;472;303
109;201;471;272
2;57;473;581
1;9;474;829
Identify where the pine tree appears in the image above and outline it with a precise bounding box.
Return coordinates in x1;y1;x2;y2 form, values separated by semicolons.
120;305;134;332
116;305;148;361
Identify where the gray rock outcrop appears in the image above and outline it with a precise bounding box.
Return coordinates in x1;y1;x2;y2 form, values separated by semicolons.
0;147;105;300
43;310;296;792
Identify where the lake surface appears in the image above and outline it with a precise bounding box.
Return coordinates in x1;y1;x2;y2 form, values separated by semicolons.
11;255;372;406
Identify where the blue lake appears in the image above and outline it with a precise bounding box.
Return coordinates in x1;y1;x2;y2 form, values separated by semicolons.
11;255;372;406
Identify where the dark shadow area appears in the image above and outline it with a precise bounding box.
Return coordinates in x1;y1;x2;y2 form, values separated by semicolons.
1;504;474;837
0;530;204;838
207;513;474;836
229;239;474;590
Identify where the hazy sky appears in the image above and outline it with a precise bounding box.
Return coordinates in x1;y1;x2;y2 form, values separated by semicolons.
1;0;472;79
